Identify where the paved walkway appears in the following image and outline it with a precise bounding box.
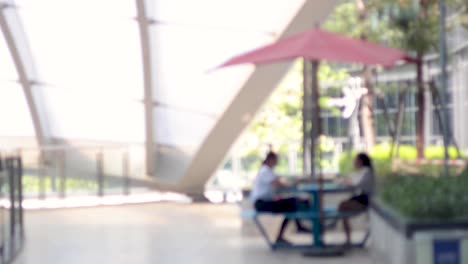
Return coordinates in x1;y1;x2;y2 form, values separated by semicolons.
13;203;371;264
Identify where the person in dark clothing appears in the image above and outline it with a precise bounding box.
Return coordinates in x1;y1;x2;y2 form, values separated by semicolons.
338;153;374;245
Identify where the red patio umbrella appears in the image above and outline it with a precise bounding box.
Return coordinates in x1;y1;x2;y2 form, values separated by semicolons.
219;28;414;68
218;27;413;237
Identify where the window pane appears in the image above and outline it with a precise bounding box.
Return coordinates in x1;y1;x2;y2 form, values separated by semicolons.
402;110;416;136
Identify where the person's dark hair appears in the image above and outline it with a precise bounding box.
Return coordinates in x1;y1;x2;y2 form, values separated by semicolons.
263;151;278;164
356;152;373;170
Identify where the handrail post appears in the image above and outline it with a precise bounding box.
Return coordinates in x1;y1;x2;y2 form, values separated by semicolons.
123;150;130;196
96;151;104;197
38;154;46;200
59;150;66;199
16;157;23;239
6;159;15;239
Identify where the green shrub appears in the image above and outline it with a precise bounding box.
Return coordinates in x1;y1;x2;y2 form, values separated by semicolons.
369;143;417;160
21;175;98;193
380;173;468;220
338;144;465;177
275;158;290;175
424;146;462;159
371;159;393;178
338;151;356;176
399;145;419;159
338;144;416;176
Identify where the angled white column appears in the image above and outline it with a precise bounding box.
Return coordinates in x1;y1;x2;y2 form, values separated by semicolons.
135;0;156;176
148;0;338;195
0;3;48;147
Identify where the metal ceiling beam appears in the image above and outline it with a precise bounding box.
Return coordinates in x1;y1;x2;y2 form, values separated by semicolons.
0;3;48;147
135;0;156;176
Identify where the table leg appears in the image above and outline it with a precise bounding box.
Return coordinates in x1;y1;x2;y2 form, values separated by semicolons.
311;192;323;247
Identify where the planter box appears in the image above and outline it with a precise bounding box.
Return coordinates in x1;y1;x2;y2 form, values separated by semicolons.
371;199;468;264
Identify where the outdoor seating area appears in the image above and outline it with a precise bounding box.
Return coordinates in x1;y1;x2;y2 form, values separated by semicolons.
216;15;407;258
245;205;369;253
242;182;369;254
1;0;468;263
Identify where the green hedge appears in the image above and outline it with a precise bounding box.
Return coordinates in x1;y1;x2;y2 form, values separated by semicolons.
339;144;464;177
21;175;97;193
380;170;468;220
338;151;357;176
424;146;462;159
370;144;417;160
339;144;418;177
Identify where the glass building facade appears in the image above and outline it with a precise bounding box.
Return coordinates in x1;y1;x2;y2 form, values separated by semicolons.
320;45;468;150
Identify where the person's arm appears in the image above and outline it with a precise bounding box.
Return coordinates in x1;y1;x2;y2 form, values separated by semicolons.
271;177;289;187
339;169;369;190
258;168;286;188
270;178;281;189
336;176;353;186
293;177;312;185
271;177;311;190
336;170;366;189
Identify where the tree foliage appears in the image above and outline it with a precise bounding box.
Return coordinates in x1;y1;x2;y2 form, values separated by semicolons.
326;0;467;55
367;0;468;53
234;0;468;170
237;61;349;160
454;0;468;28
367;0;438;55
237;61;303;158
323;1;400;43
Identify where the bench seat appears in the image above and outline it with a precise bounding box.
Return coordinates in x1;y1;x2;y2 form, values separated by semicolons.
241;206;364;220
241;206;370;251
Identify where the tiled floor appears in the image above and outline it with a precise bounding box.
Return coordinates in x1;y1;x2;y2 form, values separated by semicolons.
13;203;371;264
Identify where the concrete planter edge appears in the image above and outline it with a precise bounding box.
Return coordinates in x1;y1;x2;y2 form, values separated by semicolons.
370;199;468;264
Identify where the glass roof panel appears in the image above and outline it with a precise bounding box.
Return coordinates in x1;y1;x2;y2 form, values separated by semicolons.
17;2;142;99
0;20;17;82
147;0;305;149
0;82;35;137
2;7;38;80
17;0;144;141
44;88;144;142
4;0;306;147
150;26;264;115
154;107;214;147
0;23;33;137
149;0;305;33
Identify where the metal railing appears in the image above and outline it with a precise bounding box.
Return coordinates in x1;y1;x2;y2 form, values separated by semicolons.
15;145;147;201
0;154;24;264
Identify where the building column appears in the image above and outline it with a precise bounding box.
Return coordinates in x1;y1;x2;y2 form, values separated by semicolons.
0;3;48;147
135;0;156;176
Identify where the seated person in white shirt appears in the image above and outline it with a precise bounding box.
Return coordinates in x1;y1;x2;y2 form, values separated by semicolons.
338;153;375;245
250;151;310;244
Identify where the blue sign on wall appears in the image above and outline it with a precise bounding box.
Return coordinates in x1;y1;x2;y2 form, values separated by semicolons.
433;239;460;264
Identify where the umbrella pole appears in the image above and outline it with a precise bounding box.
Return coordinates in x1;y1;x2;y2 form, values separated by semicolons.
310;60;321;181
302;59;311;177
309;60;325;243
